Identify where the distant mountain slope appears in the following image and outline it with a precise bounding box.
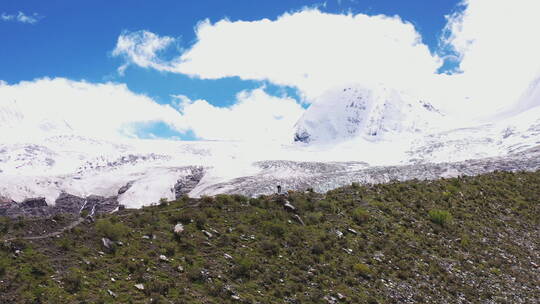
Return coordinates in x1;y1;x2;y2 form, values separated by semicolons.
1;83;540;208
293;84;445;143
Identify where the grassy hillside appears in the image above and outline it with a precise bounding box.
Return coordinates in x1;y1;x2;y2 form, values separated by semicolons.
1;170;539;303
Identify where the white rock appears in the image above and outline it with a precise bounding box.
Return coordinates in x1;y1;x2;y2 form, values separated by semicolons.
174;223;184;235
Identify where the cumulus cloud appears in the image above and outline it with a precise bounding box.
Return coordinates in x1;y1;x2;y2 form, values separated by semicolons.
436;0;540;115
0;78;185;141
113;4;540;120
173;88;304;142
1;11;41;24
113;10;441;101
112;30;177;75
0;78;303;142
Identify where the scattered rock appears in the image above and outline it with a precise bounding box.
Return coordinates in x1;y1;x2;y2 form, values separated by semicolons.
159;255;169;262
177;265;184;272
337;293;346;300
347;228;358;235
324;295;338;304
283;200;296;212
231;295;241;301
101;238;114;251
174;223;184;235
292;214;305;225
224;253;233;260
107;289;117;298
202;230;213;238
134;284;144;291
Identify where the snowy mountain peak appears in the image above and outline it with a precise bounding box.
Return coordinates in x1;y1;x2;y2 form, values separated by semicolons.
294;84;445;143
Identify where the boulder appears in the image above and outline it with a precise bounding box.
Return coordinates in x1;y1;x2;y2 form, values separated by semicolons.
102;238;115;251
107;290;117;298
283;200;296;212
292;214;305;226
174;223;184;235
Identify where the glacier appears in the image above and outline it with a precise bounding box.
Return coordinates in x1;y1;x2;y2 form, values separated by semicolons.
1;83;540;212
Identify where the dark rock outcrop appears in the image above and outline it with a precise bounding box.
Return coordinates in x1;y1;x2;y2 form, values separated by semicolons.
0;193;119;219
20;197;47;209
117;181;134;195
54;193;86;214
84;195;119;214
174;167;204;199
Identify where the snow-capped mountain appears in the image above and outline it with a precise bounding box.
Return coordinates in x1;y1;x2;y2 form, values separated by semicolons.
1;83;540;213
294;84;446;143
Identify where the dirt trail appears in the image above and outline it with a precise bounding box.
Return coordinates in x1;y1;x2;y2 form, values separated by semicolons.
2;201;202;242
2;217;85;242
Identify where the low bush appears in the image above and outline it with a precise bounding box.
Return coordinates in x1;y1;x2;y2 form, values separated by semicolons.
352;207;370;224
95;219;128;241
429;210;453;226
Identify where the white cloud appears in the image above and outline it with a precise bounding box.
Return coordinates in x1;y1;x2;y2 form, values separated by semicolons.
437;0;540;115
113;5;540;120
0;78;185;141
112;30;177;75
1;11;41;24
0;78;303;142
174;88;305;142
113;10;441;101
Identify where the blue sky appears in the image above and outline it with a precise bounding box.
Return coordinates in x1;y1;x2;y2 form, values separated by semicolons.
1;0;458;102
2;0;538;141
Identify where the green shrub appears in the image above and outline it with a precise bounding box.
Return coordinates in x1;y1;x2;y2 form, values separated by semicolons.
311;242;325;255
262;221;286;238
352;207;370;224
63;267;83;293
260;240;280;256
0;256;9;276
187;267;203;282
233;257;255;278
0;217;10;234
428;210;453;226
159;197;169;206
353;263;372;278
95;219;128;241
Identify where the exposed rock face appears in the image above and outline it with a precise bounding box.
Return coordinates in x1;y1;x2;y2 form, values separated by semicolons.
0;193;119;218
174;166;204;199
84;195;118;215
54;193;86;214
117;181;134;195
21;197;47;209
